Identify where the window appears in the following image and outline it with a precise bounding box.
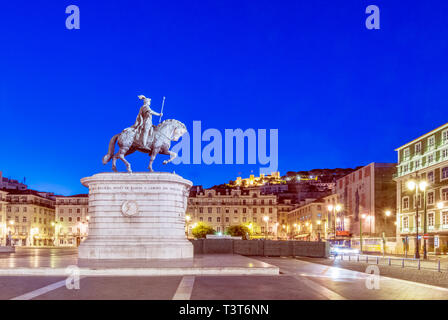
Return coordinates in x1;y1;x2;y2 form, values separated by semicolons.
39;218;42;223
253;208;257;213
68;217;72;222
59;209;64;214
225;217;229;223
77;209;80;213
34;217;37;223
402;197;409;210
207;207;212;214
77;217;81;222
428;136;435;149
234;209;238;214
443;130;448;144
242;217;246;223
15;216;19;222
23;207;27;212
217;217;221;223
442;149;448;160
428;192;434;205
428;154;434;164
253;217;257;223
199;208;203;213
22;216;27;223
208;217;212;222
199;217;203;222
403;216;409;229
243;208;246;213
442;167;448;180
415;142;422;154
60;217;64;222
443;212;448;225
225;208;229;214
403;148;410;160
216;207;221;214
428;213;435;227
403;164;409;173
261;208;265;214
442;188;448;201
427;171;434;184
415;159;421;169
269;208;273;213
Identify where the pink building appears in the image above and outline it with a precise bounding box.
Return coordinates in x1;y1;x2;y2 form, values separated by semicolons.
335;163;396;239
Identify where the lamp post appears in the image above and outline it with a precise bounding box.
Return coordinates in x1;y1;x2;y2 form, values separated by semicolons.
317;220;322;242
263;216;269;239
275;222;279;240
407;179;427;259
383;210;391;256
327;204;342;243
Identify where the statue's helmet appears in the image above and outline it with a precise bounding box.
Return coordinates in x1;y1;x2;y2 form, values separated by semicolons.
138;95;151;105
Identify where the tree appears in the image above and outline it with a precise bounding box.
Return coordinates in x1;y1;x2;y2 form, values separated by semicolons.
192;222;215;239
226;224;251;240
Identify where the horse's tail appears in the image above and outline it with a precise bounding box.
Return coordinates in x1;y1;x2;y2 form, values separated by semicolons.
102;134;119;164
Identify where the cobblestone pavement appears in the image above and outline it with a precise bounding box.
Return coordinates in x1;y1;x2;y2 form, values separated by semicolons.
0;249;447;300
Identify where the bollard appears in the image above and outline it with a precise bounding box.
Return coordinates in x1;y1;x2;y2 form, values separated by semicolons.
357;255;359;262
402;258;404;268
349;255;351;261
366;256;368;263
388;257;391;266
418;259;421;270
438;260;441;272
376;257;379;265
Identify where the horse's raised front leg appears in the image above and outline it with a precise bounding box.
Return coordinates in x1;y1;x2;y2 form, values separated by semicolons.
162;150;177;165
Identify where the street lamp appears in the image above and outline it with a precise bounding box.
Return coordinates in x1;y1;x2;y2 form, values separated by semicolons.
407;178;427;259
382;210;392;256
263;216;269;239
317;220;322;242
327;204;342;243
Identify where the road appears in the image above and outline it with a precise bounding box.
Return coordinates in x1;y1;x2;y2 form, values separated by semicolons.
0;249;447;300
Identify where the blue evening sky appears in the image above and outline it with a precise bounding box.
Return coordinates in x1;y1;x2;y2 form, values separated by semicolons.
1;1;447;195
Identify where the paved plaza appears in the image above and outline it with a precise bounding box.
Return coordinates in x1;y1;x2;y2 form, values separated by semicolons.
0;248;447;300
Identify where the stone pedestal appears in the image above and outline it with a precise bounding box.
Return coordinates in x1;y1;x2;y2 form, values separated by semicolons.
78;172;193;259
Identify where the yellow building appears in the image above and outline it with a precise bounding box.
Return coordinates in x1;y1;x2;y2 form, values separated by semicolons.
0;190;8;245
3;189;55;246
395;122;448;255
287;200;326;241
187;188;278;238
54;194;89;246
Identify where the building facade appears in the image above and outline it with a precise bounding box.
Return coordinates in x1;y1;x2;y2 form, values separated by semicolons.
0;171;27;190
3;189;56;246
187;187;278;238
287;200;326;241
54;194;89;246
335;163;397;242
0;190;8;245
395;122;448;254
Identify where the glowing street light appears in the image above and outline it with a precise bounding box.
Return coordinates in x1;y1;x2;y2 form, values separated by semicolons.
407;177;428;259
263;216;269;239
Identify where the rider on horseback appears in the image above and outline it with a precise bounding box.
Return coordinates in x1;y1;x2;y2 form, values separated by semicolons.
131;95;163;148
